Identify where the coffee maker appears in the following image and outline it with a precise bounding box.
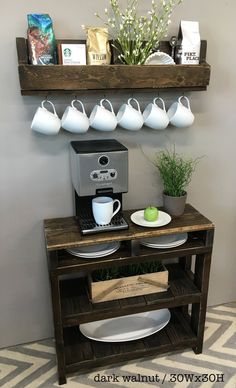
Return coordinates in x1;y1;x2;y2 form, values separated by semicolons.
69;139;129;234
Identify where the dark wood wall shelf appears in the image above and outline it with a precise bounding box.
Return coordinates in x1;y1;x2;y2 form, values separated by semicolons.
44;204;214;384
16;38;211;95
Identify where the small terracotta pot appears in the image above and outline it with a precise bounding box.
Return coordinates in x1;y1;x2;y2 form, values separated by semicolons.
163;192;187;218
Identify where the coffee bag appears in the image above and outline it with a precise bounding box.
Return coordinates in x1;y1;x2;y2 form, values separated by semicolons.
27;14;57;65
175;21;200;65
86;27;111;65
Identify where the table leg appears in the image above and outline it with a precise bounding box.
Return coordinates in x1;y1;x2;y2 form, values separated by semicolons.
50;267;67;385
191;251;212;354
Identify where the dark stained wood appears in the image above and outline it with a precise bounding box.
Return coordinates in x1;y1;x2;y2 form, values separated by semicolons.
49;271;67;384
16;37;210;94
56;39;86;45
45;204;214;384
191;251;213;354
60;264;201;327
20;86;208;96
16;37;29;64
18;62;210;91
179;255;192;272
44;204;214;252
55;239;210;275
64;327;93;364
63;308;197;374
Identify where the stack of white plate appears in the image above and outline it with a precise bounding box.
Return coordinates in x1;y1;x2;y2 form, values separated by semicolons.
79;308;171;342
140;233;188;249
66;241;120;259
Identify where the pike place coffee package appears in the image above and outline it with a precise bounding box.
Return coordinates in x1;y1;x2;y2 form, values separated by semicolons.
175;21;201;64
86;27;111;65
27;14;57;65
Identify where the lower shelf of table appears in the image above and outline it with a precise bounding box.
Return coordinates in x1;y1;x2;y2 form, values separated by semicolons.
63;308;198;374
60;263;201;326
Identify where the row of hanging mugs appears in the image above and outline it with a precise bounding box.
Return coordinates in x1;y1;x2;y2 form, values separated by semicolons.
31;96;195;136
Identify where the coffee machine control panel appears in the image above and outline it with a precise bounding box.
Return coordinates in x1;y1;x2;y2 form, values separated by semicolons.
70;140;128;196
90;169;117;182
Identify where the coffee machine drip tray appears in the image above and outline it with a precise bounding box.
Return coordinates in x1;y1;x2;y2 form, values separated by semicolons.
78;213;128;235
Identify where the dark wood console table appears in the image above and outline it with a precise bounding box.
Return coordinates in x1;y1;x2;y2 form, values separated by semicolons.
44;204;214;385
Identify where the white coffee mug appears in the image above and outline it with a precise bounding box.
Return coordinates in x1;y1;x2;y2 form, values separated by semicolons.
117;98;143;131
61;99;89;133
31;100;61;135
92;196;121;225
90;99;117;131
167;96;194;128
143;97;169;130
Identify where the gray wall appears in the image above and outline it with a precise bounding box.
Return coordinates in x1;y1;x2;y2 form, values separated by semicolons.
1;0;235;348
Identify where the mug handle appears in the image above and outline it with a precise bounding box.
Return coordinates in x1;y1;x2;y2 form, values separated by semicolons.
179;96;191;110
128;98;141;112
100;99;114;114
71;99;86;115
153;97;166;112
111;199;121;219
41;100;58;117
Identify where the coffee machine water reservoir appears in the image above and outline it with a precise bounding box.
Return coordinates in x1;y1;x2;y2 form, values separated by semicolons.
70;139;129;234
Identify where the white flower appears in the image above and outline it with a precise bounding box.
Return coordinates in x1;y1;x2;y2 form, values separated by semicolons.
95;0;183;64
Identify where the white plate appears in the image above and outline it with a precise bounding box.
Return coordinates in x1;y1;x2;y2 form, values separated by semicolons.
80;309;171;342
131;210;171;228
66;242;120;258
67;246;120;259
141;233;188;248
67;246;118;257
69;247;119;259
67;242;117;254
145;51;175;65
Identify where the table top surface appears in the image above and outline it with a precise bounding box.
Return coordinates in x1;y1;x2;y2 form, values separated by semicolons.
44;204;214;251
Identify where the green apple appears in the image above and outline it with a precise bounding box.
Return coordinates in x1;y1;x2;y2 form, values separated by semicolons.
144;206;159;222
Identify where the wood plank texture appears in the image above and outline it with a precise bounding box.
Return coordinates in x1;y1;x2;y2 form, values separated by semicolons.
46;203;214;384
16;37;29;64
44;204;214;252
60;263;201;327
63;308;197;373
55;239;210;274
18;63;210;91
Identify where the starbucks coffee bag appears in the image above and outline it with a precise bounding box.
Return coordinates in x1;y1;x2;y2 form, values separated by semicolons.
176;21;201;65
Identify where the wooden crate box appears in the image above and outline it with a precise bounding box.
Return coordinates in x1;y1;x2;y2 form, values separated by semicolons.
88;265;168;303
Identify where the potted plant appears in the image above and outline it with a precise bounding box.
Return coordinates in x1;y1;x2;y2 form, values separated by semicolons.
154;147;201;217
95;0;184;65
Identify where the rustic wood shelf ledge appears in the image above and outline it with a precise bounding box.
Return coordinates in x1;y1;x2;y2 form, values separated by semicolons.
16;38;211;95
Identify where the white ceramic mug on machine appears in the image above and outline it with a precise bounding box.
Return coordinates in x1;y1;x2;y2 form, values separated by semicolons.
90;99;117;131
61;99;89;133
117;98;143;131
92;196;121;225
167;96;194;128
143;97;169;130
31;100;61;135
